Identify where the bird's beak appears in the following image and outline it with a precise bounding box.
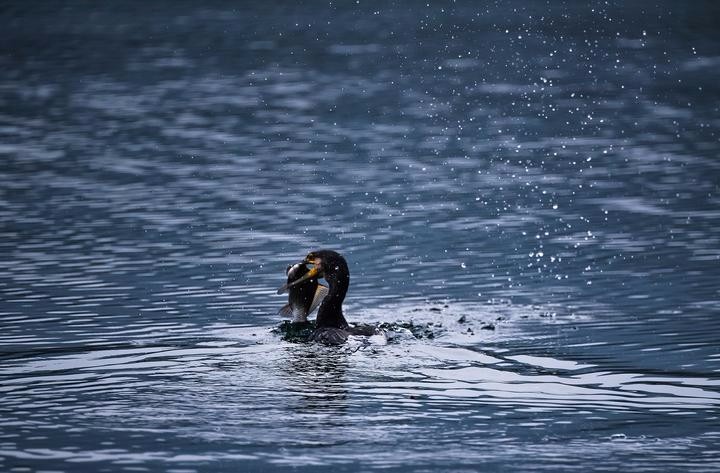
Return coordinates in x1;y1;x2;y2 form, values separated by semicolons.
276;266;320;295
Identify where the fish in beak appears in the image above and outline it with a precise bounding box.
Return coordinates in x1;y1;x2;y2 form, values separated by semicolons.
276;253;324;295
277;262;328;323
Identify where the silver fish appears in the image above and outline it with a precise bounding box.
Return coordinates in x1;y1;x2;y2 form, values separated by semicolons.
278;262;328;323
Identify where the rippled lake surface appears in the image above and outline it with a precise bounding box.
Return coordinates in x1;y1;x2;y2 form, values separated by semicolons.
2;1;720;471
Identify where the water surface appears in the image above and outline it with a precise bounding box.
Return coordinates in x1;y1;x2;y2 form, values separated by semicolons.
1;1;719;471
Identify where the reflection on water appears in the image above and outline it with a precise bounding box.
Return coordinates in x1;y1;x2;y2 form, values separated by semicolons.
2;301;719;471
1;1;720;471
2;306;719;470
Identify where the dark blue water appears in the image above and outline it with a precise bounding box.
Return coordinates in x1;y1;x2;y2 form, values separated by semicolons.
1;1;719;471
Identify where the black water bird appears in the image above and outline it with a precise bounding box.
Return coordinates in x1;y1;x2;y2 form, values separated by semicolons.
277;250;376;345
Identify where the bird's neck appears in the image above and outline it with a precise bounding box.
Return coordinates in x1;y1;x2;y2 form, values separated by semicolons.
316;274;349;329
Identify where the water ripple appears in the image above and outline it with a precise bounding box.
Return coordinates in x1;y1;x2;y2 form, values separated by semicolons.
2;1;720;471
